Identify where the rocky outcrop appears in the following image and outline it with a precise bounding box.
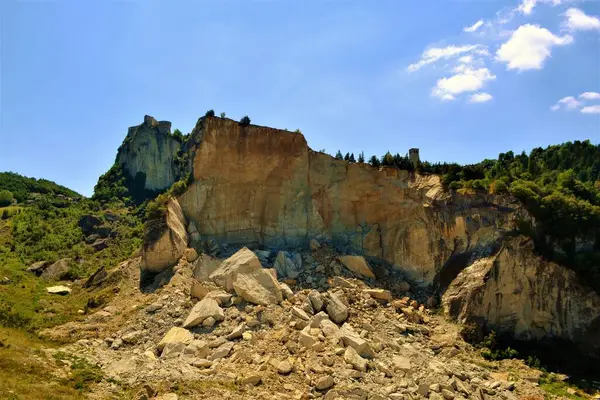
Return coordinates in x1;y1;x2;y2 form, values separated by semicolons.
141;198;188;273
442;236;600;355
177;117;518;284
116;115;183;191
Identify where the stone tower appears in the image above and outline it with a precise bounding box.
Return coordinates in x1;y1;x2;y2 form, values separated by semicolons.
409;148;420;168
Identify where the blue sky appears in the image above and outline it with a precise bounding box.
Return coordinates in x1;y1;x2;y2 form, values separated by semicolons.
1;0;599;196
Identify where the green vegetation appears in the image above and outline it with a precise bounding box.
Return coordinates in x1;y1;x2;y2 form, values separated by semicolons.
220;112;226;118
0;172;81;203
239;115;251;125
205;109;215;117
0;190;14;207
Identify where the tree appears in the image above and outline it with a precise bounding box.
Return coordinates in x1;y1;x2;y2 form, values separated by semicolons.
349;153;356;163
240;115;251;125
358;152;365;163
0;190;13;207
220;112;226;118
172;128;183;141
369;155;380;168
381;152;394;166
205;109;215;118
335;151;343;160
344;153;350;161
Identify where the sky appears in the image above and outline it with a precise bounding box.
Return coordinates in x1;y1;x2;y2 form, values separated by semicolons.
1;0;599;196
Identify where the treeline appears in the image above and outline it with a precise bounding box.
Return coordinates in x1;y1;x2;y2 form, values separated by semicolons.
0;172;81;203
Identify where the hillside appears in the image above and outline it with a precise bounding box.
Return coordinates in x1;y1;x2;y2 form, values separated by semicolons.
0;114;598;399
0;172;82;204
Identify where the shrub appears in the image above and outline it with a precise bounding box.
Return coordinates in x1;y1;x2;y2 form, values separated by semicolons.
489;179;508;194
240;115;251;125
220;112;226;118
448;181;461;191
0;190;14;207
205;109;215;118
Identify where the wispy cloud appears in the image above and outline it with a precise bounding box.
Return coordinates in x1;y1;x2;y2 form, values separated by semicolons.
564;8;600;31
464;20;484;33
550;96;581;111
406;45;483;73
496;24;573;71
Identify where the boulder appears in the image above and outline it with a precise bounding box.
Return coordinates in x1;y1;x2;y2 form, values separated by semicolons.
192;254;222;282
157;327;194;351
392;355;412;372
315;375;334;391
182;297;225;328
344;347;368;372
184;248;198;263
364;288;393;302
280;283;294;300
46;285;71;295
41;258;71;280
274;251;301;279
142;198;188;274
209;247;262;291
78;214;102;235
339;323;375;357
338;256;375;279
308;290;324;312
183;340;210;358
27;261;49;275
91;238;110;251
233;268;283;306
190;280;221;300
326;293;348;324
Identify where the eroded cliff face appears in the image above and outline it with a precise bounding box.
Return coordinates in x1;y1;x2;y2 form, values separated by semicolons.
116;115;182;191
442;237;600;355
178;117;520;284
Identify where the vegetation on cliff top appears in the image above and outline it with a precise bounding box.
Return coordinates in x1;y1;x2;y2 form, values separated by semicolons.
0;172;81;203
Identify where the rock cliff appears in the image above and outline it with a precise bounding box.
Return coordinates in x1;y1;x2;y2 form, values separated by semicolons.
115;115;597;353
442;236;600;356
116;115;182;191
178;117;521;284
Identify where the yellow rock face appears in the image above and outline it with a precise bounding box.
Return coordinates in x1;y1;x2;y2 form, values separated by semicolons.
178;118;515;284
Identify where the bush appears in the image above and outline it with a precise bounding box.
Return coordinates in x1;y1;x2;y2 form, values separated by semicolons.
448;181;461;191
240;115;251;125
489;180;508;194
205;109;215;118
0;190;14;207
220;112;226;118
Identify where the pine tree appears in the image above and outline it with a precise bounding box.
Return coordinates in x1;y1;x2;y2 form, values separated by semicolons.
381;152;394;166
369;155;380;168
335;151;343;160
344;153;350;161
349;153;356;163
358;152;365;163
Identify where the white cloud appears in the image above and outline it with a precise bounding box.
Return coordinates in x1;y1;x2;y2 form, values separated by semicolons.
432;67;496;100
579;92;600;100
518;0;538;15
469;92;493;103
464;20;484;33
458;55;473;64
496;24;573;71
517;0;565;15
564;8;600;31
551;96;581;111
581;105;600;114
407;44;485;72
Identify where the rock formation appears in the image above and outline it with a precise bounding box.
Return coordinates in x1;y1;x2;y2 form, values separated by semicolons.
115;115;598;354
443;236;600;356
116;115;183;191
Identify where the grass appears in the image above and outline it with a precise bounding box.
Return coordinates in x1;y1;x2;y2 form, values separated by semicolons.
540;381;588;400
0;328;86;400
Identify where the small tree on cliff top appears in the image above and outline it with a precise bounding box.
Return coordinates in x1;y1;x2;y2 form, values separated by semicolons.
240;115;251;126
205;109;215;117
